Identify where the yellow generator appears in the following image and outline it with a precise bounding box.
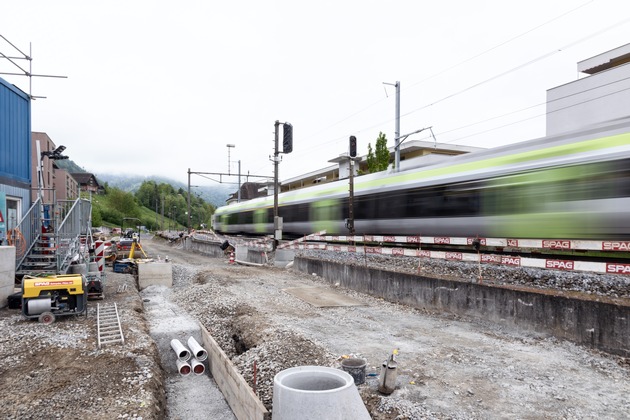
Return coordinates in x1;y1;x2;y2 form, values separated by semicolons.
22;274;88;324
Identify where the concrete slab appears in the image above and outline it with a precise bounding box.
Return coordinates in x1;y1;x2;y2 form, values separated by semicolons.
141;285;235;419
0;246;16;309
137;261;172;290
283;287;365;307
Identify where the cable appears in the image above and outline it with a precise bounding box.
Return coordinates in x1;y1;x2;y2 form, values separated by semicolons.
438;84;630;145
298;1;597;145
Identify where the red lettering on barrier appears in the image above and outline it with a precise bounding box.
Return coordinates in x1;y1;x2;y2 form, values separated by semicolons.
333;246;341;252
364;235;374;242
392;248;404;256
507;239;518;247
365;247;381;254
467;238;487;246
606;263;630;274
543;240;571;250
406;236;420;243
332;236;340;242
545;260;574;270
348;246;357;253
435;237;450;244
383;236;396;242
481;254;501;263
445;252;462;260
603;242;630;251
502;256;521;266
417;250;431;258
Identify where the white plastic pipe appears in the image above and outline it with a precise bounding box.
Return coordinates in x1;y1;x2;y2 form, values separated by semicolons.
187;336;208;361
190;358;206;375
170;339;191;362
176;359;191;376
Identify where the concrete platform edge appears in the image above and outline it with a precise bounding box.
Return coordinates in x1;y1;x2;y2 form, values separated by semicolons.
199;322;270;420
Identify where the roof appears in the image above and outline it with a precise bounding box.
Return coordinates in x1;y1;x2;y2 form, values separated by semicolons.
578;43;630;75
70;172;100;187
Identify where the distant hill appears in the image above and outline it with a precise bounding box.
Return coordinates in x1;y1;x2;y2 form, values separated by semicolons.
54;160;232;207
55;159;86;174
96;173;232;208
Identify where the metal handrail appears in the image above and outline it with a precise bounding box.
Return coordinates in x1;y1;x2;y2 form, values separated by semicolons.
13;197;42;270
56;198;92;274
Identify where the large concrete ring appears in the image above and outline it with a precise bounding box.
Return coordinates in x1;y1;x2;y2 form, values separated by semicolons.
272;365;370;420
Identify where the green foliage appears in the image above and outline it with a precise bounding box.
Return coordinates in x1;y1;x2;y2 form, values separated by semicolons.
90;180;215;231
91;205;103;227
107;187;139;217
366;132;390;173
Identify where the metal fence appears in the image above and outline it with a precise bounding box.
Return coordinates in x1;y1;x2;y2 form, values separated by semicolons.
56;198;92;273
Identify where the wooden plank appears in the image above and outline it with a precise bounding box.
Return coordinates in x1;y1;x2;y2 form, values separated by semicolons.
199;322;270;420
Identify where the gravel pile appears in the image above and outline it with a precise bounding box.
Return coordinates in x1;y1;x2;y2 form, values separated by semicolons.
297;250;630;298
168;263;338;410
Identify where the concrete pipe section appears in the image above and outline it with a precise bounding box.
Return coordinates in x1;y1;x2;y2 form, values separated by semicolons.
190;358;205;375
176;359;191;376
187;336;208;361
170;339;191;362
272;366;370;420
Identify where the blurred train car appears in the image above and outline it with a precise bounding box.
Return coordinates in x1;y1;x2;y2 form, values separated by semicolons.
213;117;630;239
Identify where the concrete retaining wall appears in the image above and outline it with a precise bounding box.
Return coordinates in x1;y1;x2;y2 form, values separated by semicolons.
0;246;16;308
137;261;173;290
294;257;630;357
200;322;270;420
187;237;226;258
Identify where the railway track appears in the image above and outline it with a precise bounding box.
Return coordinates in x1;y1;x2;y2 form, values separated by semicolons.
209;231;630;277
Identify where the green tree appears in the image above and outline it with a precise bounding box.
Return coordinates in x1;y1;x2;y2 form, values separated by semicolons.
108;187;139;217
366;132;390;173
91;205;103;227
135;180;159;209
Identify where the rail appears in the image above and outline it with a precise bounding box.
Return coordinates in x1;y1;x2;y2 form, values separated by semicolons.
11;197;42;270
55;198;92;274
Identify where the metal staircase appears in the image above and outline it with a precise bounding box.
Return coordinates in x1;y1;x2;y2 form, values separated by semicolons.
13;197;93;280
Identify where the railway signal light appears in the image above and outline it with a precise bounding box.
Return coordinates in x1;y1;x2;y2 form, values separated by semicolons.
349;135;357;157
283;123;293;154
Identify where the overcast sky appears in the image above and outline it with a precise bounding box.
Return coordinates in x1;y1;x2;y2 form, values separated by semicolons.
1;0;629;187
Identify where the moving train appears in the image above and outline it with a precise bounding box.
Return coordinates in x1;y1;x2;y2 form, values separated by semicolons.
212;117;630;239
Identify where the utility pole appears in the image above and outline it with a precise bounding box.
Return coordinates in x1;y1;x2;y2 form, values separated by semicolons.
347;136;357;235
187;168;191;232
273;121;280;242
272;120;293;245
394;81;400;171
384;81;401;171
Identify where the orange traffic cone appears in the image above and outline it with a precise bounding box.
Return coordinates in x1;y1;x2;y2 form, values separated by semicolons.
229;251;235;264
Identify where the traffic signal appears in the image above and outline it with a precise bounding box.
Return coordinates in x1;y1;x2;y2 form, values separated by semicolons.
349;135;357;157
283;123;293;154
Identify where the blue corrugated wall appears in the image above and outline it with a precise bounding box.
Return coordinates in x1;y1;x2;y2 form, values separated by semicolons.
0;77;31;188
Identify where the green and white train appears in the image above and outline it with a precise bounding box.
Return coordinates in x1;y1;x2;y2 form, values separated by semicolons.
213;118;630;240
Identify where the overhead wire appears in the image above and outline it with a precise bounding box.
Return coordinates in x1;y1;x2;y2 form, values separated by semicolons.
297;0;596;147
251;3;629;178
435;82;630;145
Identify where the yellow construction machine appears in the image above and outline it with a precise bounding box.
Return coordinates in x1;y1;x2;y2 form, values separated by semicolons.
22;274;88;324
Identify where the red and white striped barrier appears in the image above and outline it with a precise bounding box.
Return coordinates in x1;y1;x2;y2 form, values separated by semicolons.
283;242;630;275
302;234;630;253
277;231;327;250
95;240;105;272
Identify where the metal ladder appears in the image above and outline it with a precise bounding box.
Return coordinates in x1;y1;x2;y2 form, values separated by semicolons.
97;303;125;348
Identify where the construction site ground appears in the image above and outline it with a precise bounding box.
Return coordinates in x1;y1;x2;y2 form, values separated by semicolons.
0;235;629;419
